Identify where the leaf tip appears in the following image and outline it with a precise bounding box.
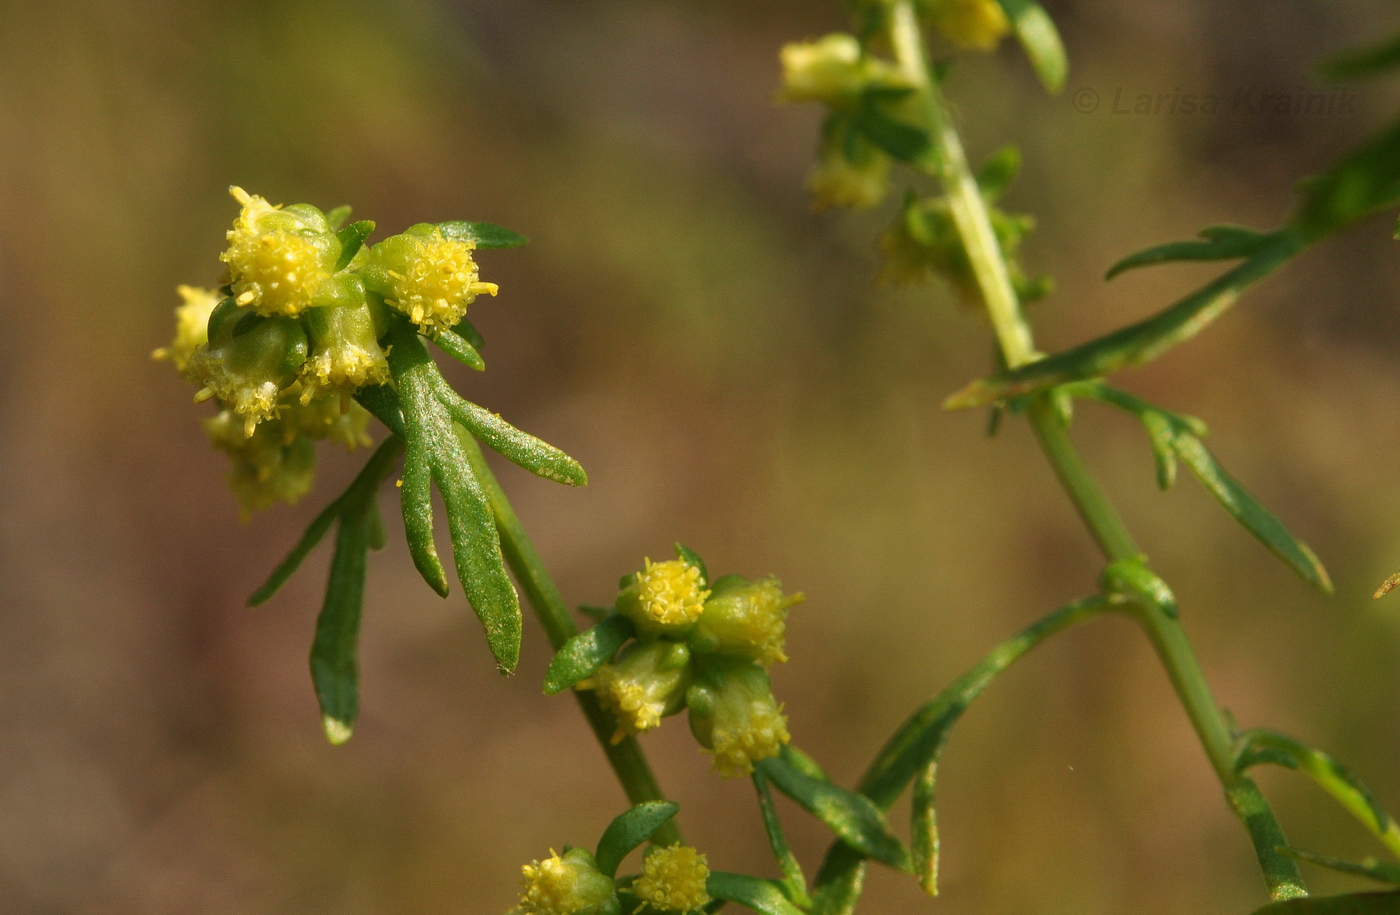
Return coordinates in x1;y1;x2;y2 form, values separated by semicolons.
1373;572;1400;599
322;716;354;745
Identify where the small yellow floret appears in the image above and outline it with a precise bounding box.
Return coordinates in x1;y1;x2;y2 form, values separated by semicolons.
636;559;710;628
709;695;790;778
153;285;221;373
586;642;691;743
298;345;389;402
385;230;491;331
221;187;335;316
519;849;614;915
780;34;886;106
929;0;1011;51
632;845;710;914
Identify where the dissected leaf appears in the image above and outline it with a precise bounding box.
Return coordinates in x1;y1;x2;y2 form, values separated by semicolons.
1282;848;1400;886
334;220;376;271
1106;226;1283;280
757;755;912;872
310;504;370;745
995;0;1067;93
706;873;806;915
544;614;636;695
595;801;681;878
437;220;530;249
400;435;449;597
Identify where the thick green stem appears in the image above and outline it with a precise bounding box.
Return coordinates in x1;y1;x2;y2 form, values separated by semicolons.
888;1;1305;899
458;431;681;846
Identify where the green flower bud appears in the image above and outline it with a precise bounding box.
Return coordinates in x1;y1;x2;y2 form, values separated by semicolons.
584;641;692;743
221;187;340;317
689;576;803;667
632;844;711;914
779;34;905;108
361;223;497;331
298;274;390;401
152;285;221;374
686;661;790;778
519;847;617;915
190;312;309;436
616;558;711;640
204;409;317;519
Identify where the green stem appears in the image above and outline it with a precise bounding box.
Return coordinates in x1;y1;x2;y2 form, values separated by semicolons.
887;1;1305;900
457;431;681;846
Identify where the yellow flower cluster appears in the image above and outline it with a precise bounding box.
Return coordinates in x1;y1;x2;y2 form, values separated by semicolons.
632;845;711;914
363;225;498;331
222;187;339;317
518;848;615;915
586;642;691;743
928;0;1011;51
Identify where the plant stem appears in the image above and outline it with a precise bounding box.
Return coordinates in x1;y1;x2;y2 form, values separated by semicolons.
887;1;1306;899
457;431;682;846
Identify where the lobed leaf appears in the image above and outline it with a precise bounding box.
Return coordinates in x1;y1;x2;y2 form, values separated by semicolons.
757;755;912;872
595;801;680;878
544;614;636;695
1250;891;1400;915
1105;226;1284;280
437;220;530;249
705;873;806;915
400;438;449;597
995;0;1068;94
334;220;376;271
441;389;588;487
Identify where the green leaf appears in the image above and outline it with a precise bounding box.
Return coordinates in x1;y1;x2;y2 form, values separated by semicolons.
355;384;406;437
594;801;681;878
365;501;387;552
249;437;404;606
1250;891;1400;914
325;205;352;231
705;873;806;915
400;438;450;597
995;0;1068;94
781;744;830;781
1295;119;1400;238
436;220;530;249
944;230;1307;408
310;505;370;745
851;104;931;164
1282;848;1400;886
334;220;376;271
1322;33;1400;81
428;326;486;371
752;770;810;907
452;317;486;350
1172;434;1333;594
544;614;636;695
1105;226;1284;280
675;543;709;588
810;845;865;915
440;389;588;487
757;756;912;872
976;145;1021;202
1100;556;1178;618
911;761;939;897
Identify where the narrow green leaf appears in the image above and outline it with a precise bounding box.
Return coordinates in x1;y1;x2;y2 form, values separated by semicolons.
780;744;829;781
1294;119;1400;238
675;543;709;588
1139;410;1179;490
1226;780;1310;902
452;317;486;351
334;220;376;271
325;205;352;231
976;145;1021;202
1105;226;1283;280
996;0;1068;94
400;442;450;597
1323;33;1400;80
544;614;636;695
810;845;865;915
705;873;806;915
441;389;588;487
757;756;912;872
1251;891;1400;915
1282;848;1400;886
595;801;681;878
310;508;370;745
355;385;406;437
365;501;386;551
437;220;530;249
753;770;810;907
851;104;930;164
911;761;939;896
1173;434;1333;593
1100;557;1178;618
428;326;486;371
944;231;1307;409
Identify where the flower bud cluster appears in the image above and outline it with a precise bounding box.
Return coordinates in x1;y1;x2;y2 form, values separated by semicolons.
156;188;501;514
581;549;803;777
514;842;710;915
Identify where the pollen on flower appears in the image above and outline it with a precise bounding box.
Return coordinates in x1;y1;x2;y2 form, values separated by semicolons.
380;229;489;331
637;559;710;628
519;849;615;915
928;0;1010;51
693;578;804;667
709;695;790;778
298;344;389;402
587;642;691;743
221;187;337;316
152;285;221;373
632;845;711;914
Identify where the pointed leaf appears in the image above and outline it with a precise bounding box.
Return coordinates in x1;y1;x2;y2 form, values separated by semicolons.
310;508;370;744
429;326;486;371
996;0;1068;93
911;761;939;897
675;543;709;588
705;873;806;915
1322;33;1400;81
325;205;352;231
334;220;376;271
355;384;406;437
1106;226;1283;279
400;441;450;597
436;220;529;249
441;390;588;487
452;316;486;350
595;801;681;878
1282;848;1400;886
544;614;636;695
1173;434;1333;593
756;756;912;872
753;770;810;907
1251;891;1400;915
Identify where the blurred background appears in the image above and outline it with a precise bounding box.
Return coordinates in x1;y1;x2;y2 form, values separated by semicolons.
4;0;1400;912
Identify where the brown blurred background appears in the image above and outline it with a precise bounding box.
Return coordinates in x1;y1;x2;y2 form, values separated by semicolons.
4;0;1400;912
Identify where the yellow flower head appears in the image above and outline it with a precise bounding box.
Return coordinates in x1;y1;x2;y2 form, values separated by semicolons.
298;277;389;401
690;577;804;668
152;285;221;373
364;225;498;331
780;34;903;107
632;845;710;914
204;409;317;519
618;559;711;639
928;0;1010;52
519;848;616;915
686;662;790;778
586;641;692;743
189;311;308;437
221;187;339;317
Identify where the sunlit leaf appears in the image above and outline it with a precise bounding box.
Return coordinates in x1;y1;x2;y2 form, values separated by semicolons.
1281;848;1400;886
310;505;370;745
440;389;588;487
753;770;810;907
437;220;530;249
428;326;486;371
911;761;939;897
544;614;636;695
675;543;709;588
325;205;352;231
